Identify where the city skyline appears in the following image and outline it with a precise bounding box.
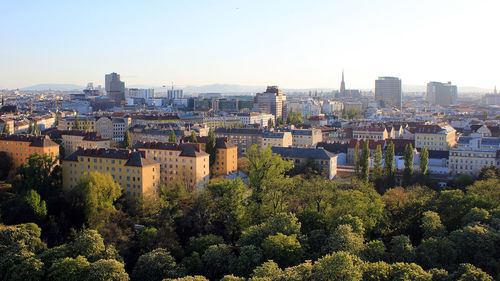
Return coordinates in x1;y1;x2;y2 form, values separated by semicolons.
1;0;499;89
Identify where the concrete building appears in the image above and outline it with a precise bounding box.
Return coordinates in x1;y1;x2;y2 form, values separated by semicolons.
352;127;389;141
291;129;323;147
0;134;60;169
253;86;287;120
168;89;183;99
135;142;209;190
426;81;458;106
271;146;338;179
449;135;500;176
105;72;125;105
237;112;275;127
415;124;456;151
63;148;160;199
262;131;293;148
214;128;264;156
375;77;402;109
60;130;110;155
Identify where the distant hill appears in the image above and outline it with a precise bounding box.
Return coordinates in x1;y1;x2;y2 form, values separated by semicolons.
182;84;265;94
403;84;490;93
21;84;84;91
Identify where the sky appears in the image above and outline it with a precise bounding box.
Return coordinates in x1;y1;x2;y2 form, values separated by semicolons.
1;0;499;90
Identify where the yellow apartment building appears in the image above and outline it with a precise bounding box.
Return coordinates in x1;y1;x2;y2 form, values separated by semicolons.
415;124;456;151
62;148;160;199
0;134;60;168
183;136;238;176
134;142;210;190
262;131;293;148
60;130;110;155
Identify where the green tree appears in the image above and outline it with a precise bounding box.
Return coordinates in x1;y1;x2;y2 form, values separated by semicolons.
72;171;122;228
47;255;90;281
169;129;177;142
27;121;33;134
202;244;235;280
403;143;414;186
390;235;415;263
251;260;283;280
72;113;80;130
86;259;129;281
121;130;131;149
7;257;45;281
326;224;364;255
247;145;293;204
420;211;446;239
0;151;12;180
360;141;370;182
2;123;10;134
384;142;395;187
261;233;304;268
361;240;388;262
311;251;362;281
189;131;198;143
372;145;383;181
205;128;216;167
132;249;180;281
229;245;262;277
11;153;60;197
452;263;493;281
84;117;90;131
390;262;432;281
267;118;274;127
22;189;47;223
353;141;360;176
420;147;429;175
416;237;456;269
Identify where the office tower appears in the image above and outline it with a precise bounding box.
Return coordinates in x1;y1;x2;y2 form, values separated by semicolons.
426;81;458;106
253;86;287;120
375;77;402;109
168;89;183;99
339;70;346;95
105;72;125;105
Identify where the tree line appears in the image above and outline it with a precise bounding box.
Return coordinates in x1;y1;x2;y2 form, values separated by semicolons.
1;146;500;280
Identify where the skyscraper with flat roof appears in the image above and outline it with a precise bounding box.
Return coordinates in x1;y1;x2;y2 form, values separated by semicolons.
253;86;287;120
105;72;125;105
375;76;402;109
426;81;457;106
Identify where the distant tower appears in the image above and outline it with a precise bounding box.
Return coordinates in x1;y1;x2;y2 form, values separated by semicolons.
340;70;346;95
495;86;497;94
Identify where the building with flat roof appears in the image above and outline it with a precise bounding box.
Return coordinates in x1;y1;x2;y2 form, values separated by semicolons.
253;86;287;120
375;77;402;109
427;81;458;106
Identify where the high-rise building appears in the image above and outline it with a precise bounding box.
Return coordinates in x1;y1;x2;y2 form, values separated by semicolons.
339;70;346;95
167;89;183;99
253;86;287;120
105;72;125;105
375;77;402;109
426;81;458;106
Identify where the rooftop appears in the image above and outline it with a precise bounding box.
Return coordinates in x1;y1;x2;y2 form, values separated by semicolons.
271;146;336;160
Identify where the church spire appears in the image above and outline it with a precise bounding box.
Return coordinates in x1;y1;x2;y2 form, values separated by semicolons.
340;70;346;95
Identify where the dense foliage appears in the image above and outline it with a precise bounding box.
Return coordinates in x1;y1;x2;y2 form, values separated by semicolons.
1;148;500;280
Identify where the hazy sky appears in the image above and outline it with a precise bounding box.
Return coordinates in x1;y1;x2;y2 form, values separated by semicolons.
1;0;499;90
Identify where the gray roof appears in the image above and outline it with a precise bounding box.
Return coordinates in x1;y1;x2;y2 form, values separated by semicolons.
271;146;335;160
291;129;313;136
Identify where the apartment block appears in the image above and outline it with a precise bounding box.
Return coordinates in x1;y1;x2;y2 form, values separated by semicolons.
415;124;456;151
134;142;210;190
271;146;338;179
291;129;323;147
62;148;160;199
60;130;110;155
0;134;59;168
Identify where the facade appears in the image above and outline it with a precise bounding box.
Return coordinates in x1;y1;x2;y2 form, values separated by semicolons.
262;131;293;148
62;148;160;199
105;72;125;105
271;146;338;179
237;112;275;127
291;129;323;147
214;128;264;156
253;86;287;120
375;77;402;109
415;124;456;151
426;81;458;106
112;117;131;141
135;142;209;190
57;116;113;139
0;134;60;169
183;136;238;176
60;131;110;155
168;89;184;99
449;135;500;176
352;127;389;141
